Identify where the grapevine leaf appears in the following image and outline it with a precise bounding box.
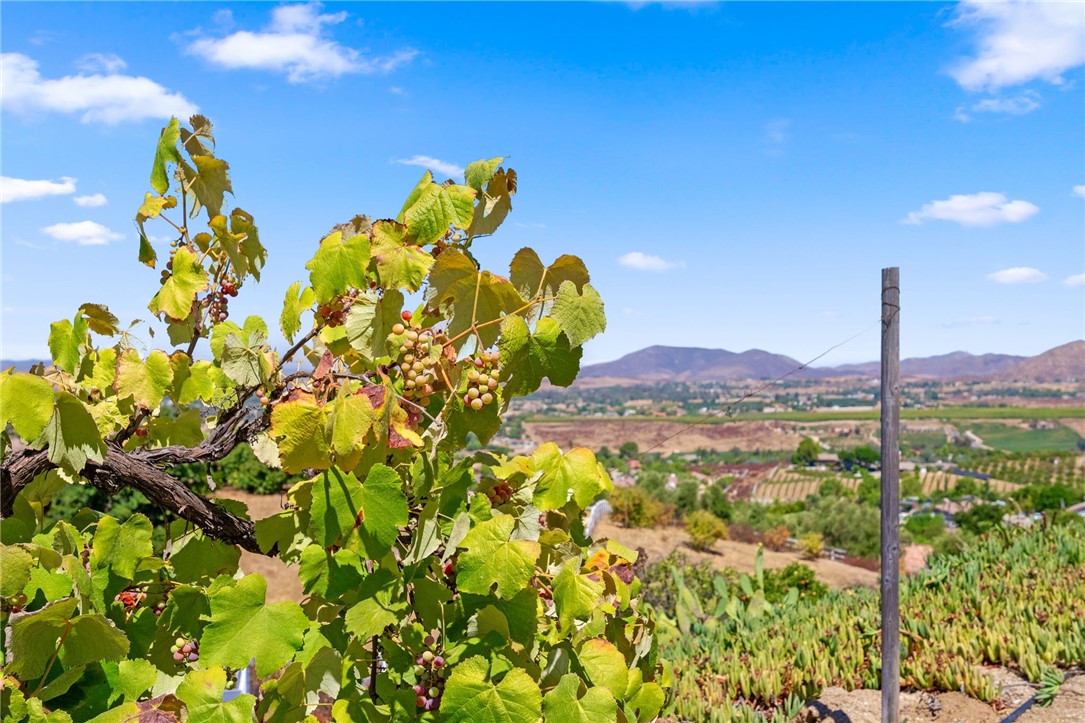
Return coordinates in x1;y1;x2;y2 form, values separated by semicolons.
101;658;157;705
200;574;308;677
298;546;364;599
467;168;515;238
149;246;208;322
48;315;87;374
627;681;665;722
150;117;181;195
230;207;266;281
443;387;502;448
307;468;364;548
90;514;153;581
577;639;628;699
181;113;215;157
426;249;524;350
305;231;371;305
344;289;403;363
167;522;241;585
221;331;269;388
270;395;331;474
280;281;315;343
552;558;604;632
457;515;540;598
0;545;33;597
78;303;121;337
176;668;256;723
138;233;157;268
0;372;55;441
7;598;78;679
36;392;107;475
37;664;86;703
370;220;433;292
509;248;590;301
114;349;173;409
442;656;542;723
329;392;377;471
135;193;169;248
498;316;581;398
189;154;232;219
58;613;130;669
344;568;408;642
402;182;476;245
349;464;408;560
170;357;223;405
210;316;266;361
542;674;617;723
147;408;204;447
465;157;504;193
531;444;612;511
550;281;605;348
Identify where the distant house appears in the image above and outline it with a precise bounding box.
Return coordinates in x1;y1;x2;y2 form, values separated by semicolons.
1068;501;1085;518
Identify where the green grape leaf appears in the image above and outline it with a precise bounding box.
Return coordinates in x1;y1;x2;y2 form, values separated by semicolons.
81;347;118;397
167;521;241;584
509;248;590;301
77;303;121;337
344;289;403;363
305;231;371;305
425;249;524;350
344;568;408;642
101;658;156;705
577;639;628;699
402;180;476;245
307;468;363;548
465;157;504;193
442;656;542;723
457;515;540;598
150;117;182;195
6;598;78;679
550;281;605;348
442;387;502;448
114;348;173;409
188;154;232;219
147;407;205;447
370;220;433;292
542;674;617;723
149;246;208;322
176;668;257;723
138;233;157;268
532;444;612;511
298;546;364;599
498;316;582;398
230;207;266;281
48;315;88;374
280;281;315;343
209;315;266;361
349;464;408;560
36;392;107;475
0;372;55;442
200;574;308;677
626;681;665;722
467;168;515;239
329;392;378;471
58;613;130;670
90;514;153;580
551;558;604;632
0;545;33;597
221;331;270;388
270;394;331;474
171;357;225;405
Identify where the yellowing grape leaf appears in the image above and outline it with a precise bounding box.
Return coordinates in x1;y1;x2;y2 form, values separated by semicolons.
48;314;88;374
0;372;55;442
465;157;504;193
148;246;208;322
187;154;232;219
551;558;604;632
456;515;539;598
344;289;403;363
329;392;377;471
114;349;173;409
370;220;433;292
305;231;370;304
442;656;541;723
270;394;330;474
150;117;182;195
577;639;628;699
36;392;107;475
509;248;590;301
467;168;515;239
531;443;612;511
425;249;524;350
281;281;316;343
400;175;476;245
78;303;121;337
228;207;266;281
542;674;617;723
550;281;605;348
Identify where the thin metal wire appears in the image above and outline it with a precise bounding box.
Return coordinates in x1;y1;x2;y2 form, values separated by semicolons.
639;317;883;455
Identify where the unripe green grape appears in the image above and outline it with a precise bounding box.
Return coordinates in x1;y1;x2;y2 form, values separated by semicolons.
467;370;480;383
467;387;480;399
478;374;490;385
470;398;484;411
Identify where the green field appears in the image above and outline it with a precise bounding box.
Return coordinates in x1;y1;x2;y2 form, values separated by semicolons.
529;406;1085;424
966;422;1084;453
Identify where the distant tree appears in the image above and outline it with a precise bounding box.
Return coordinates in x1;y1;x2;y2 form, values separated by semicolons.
856;472;880;506
620;441;640;458
955;504;1005;535
702;482;733;521
953;476;978;498
792;437;820;466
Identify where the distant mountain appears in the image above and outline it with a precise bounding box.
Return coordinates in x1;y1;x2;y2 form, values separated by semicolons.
997;341;1085;383
580;342;1080;384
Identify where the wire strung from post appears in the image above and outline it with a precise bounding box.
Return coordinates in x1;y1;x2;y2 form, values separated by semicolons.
639;317;883;456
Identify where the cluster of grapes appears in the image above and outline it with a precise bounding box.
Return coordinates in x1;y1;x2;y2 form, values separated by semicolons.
255;387;270;407
484;480;515;507
462;352;500;411
115;589;147;612
412;638;447;711
392;313;442;406
170;637;199;665
317;288;361;328
7;592;27;613
205;278;239;324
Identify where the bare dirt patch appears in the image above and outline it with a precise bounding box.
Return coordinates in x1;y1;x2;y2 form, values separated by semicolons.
593;517;878;590
1059;418;1085;438
523;420;799;454
213;488;303;603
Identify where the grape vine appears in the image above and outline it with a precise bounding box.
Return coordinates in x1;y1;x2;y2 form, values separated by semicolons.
0;115;669;722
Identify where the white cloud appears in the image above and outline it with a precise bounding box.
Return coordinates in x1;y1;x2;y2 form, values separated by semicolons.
903;191;1038;227
960;90;1042;120
42;221;123;246
76;53;126;74
618;251;682;272
940;315;999;328
1;176;77;203
1073;185;1085;198
949;0;1085;92
186;3;417;84
1064;273;1085;287
1;53;197;124
394;155;463;178
987;267;1048;284
73;193;108;207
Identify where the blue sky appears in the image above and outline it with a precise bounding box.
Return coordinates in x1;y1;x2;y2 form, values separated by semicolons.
2;1;1083;366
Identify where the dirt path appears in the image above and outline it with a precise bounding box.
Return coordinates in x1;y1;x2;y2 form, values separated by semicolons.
213;488;304;603
593;517;878;589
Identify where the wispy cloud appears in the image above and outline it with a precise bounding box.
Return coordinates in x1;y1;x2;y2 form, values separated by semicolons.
1064;273;1085;287
75;53;127;74
1;176;77;203
1073;185;1085;199
1;53;197;124
762;118;790;155
73;193;108;207
987;267;1047;285
618;251;682;272
903;191;1038;227
395;155;463;178
42;221;122;246
187;3;418;84
954;90;1041;121
939;315;999;328
948;0;1085;92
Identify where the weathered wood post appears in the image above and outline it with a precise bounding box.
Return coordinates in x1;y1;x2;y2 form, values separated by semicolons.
880;267;901;723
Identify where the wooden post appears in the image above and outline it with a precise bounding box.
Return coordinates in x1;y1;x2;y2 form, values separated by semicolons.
880;267;901;723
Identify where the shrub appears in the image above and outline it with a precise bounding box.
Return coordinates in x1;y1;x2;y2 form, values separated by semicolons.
685;510;729;551
765;562;827;602
729;523;760;544
797;532;825;560
763;524;790;551
610;486;673;528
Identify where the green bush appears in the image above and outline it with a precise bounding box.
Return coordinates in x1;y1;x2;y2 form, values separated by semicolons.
797;531;825;560
905;513;946;544
764;562;827;603
609;486;673;528
685;510;729;551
